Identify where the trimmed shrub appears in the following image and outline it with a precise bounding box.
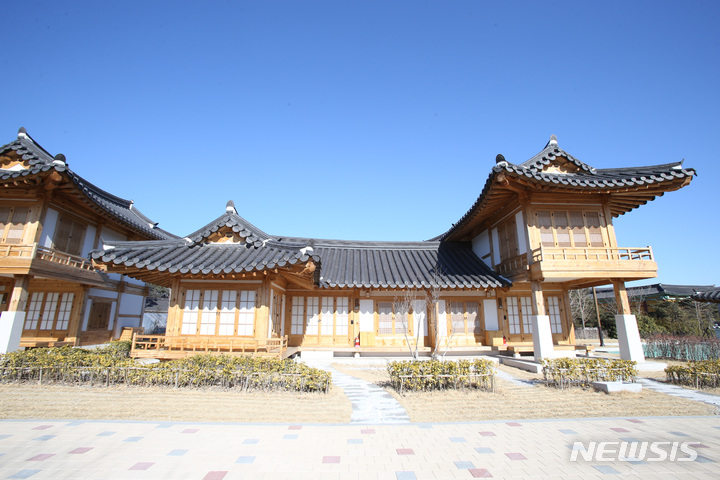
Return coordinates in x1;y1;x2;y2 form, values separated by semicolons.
665;360;720;389
0;348;330;393
542;358;637;389
387;359;495;393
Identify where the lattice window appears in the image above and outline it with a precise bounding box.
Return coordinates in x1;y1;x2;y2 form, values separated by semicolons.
520;297;533;334
585;212;604;247
181;289;201;335
547;296;562;334
467;302;480;334
378;302;393;334
507;297;521;334
237;290;255;336
39;292;60;330
291;297;304;335
306;297;319;335
218;290;236;336
321;297;334;335
450;301;465;335
569;211;587;246
24;292;44;330
553;211;571;247
55;293;74;330
0;206;29;244
199;290;219;335
336;297;349;335
537;211;554;247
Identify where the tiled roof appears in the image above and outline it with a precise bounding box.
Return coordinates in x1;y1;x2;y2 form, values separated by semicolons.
691;288;720;304
186;203;273;248
0;129;175;240
595;283;717;300
92;238;319;276
92;209;509;290
440;136;696;241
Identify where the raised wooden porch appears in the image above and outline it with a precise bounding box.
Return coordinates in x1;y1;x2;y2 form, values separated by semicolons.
130;334;291;360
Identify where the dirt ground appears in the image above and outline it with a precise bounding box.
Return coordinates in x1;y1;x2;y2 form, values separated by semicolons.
1;359;716;423
333;362;717;422
0;384;352;423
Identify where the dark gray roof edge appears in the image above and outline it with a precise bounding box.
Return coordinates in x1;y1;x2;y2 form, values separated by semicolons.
276;236;442;250
186;211;274;243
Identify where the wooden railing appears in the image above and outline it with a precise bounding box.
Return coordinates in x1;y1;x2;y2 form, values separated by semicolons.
0;243;95;271
495;253;528;277
531;246;654;263
131;333;289;358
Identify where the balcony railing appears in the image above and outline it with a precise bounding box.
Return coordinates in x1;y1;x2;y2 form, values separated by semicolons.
0;243;95;271
531;246;654;263
496;253;528;277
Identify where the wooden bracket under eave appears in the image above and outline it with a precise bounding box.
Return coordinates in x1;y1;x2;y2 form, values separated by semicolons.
43;171;63;191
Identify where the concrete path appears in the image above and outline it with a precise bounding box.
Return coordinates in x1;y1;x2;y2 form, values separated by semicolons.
304;361;410;424
1;416;717;479
639;377;720;407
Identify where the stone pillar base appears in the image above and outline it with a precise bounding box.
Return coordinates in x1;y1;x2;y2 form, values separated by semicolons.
0;311;26;354
615;314;645;362
531;315;556;359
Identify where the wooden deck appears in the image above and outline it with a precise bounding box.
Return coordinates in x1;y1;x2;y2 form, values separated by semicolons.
130;334;291;360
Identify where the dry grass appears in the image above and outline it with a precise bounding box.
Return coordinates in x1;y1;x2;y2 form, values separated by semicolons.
333;364;717;422
0;384;351;423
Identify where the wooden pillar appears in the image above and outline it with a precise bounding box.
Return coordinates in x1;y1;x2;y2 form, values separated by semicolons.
563;289;576;345
66;286;88;345
0;275;31;353
612;280;631;315
167;278;182;337
530;280;546;316
255;279;271;340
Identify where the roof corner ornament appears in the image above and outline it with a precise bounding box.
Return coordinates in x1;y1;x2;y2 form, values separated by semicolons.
52;153;67;166
495;154;507;166
226;200;237;214
17;127;28;138
548;134;558;146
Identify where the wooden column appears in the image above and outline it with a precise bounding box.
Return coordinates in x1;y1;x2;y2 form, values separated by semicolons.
530;280;546;316
167;278;182;337
255;279;271;340
612;280;631;315
562;289;576;345
67;286;88;345
8;276;30;313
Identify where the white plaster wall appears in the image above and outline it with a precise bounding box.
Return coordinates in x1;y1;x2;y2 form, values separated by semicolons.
483;299;499;330
119;293;143;315
436;300;447;341
471;230;491;267
39;208;59;248
412;300;426;338
100;226;127;243
515;211;527;255
81;225;97;257
491;228;501;266
87;289;119;300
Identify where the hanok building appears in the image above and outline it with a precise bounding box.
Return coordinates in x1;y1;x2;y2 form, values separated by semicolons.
91;135;695;362
0;129;174;353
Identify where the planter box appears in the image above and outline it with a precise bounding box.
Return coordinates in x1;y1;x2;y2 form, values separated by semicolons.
591;381;642;394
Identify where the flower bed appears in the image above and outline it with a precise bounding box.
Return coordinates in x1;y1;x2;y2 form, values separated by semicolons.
542;358;637;389
665;360;720;389
0;344;330;393
387;359;495;393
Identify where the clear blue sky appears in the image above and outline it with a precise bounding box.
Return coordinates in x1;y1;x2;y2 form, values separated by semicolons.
3;1;718;287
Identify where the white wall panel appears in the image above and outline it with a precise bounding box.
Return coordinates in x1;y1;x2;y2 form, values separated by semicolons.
471;230;491;267
515;211;527;255
359;299;374;332
483;299;499;330
40;208;59;248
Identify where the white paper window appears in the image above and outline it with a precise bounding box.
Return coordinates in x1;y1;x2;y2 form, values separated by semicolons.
321;297;334;335
291;297;304;335
306;297;319;335
467;302;480;334
182;289;201;335
25;292;44;330
336;297;349;335
507;296;521;335
450;301;465;335
199;290;219;335
520;297;533;334
548;296;562;334
40;292;59;330
378;302;393;334
218;290;236;335
55;293;74;330
237;290;255;336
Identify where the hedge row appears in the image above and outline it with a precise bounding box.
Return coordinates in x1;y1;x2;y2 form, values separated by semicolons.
665;360;720;389
0;344;331;393
643;334;720;361
387;359;495;393
542;358;637;389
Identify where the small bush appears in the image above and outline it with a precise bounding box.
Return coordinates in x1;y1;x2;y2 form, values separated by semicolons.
387;359;495;393
542;357;637;389
665;360;720;389
0;348;330;393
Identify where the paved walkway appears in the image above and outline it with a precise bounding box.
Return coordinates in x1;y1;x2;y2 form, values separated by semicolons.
304;362;410;424
0;416;717;479
639;378;720;407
